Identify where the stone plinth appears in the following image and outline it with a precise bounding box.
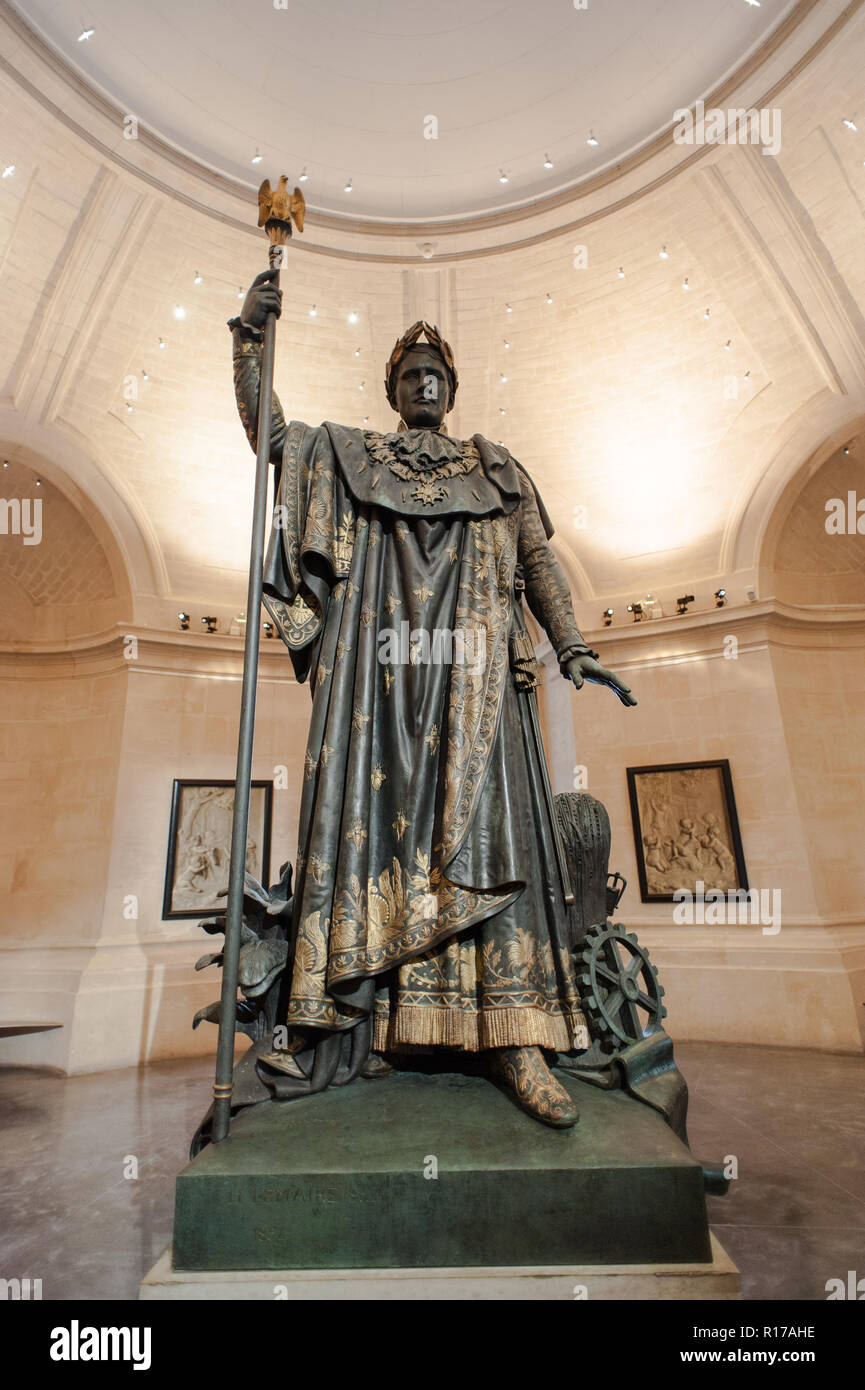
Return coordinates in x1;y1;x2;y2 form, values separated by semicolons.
172;1071;713;1272
142;1234;739;1300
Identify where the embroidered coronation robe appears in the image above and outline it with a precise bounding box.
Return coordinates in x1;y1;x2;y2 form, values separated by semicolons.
256;417;594;1094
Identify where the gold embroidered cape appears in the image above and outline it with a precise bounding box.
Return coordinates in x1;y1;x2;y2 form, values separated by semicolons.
261;423;589;1071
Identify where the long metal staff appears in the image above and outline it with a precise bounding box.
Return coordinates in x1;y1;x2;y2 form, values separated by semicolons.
211;178;304;1144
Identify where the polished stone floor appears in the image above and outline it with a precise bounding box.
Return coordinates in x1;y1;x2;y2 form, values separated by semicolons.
0;1041;862;1301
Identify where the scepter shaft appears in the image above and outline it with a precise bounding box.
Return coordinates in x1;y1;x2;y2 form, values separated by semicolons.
211;247;280;1144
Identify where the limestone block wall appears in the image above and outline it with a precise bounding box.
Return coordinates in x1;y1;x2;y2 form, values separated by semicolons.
78;637;310;1074
540;605;865;1054
0;631;312;1075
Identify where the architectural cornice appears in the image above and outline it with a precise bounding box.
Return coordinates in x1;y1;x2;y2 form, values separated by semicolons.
3;601;862;678
0;622;297;681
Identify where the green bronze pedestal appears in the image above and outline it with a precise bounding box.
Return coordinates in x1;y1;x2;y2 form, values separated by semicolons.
173;1071;712;1271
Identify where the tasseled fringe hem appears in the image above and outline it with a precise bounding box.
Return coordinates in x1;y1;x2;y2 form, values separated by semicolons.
374;1004;588;1054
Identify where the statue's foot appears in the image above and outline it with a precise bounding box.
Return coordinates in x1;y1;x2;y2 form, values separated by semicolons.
257;1050;305;1079
490;1046;579;1129
361;1052;395;1079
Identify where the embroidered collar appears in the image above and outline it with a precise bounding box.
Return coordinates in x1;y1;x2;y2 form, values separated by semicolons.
363;428;480;480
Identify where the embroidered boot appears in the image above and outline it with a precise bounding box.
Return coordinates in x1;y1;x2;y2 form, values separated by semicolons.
490;1045;580;1128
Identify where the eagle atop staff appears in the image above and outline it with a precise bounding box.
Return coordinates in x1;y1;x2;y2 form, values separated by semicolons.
257;176;305;240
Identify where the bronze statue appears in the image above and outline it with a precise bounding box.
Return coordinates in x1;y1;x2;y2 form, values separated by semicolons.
222;270;636;1132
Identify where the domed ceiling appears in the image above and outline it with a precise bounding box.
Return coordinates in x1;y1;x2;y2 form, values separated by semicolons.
14;0;798;220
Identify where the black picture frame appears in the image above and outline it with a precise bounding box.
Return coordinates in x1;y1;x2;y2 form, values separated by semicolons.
162;779;273;920
626;759;748;904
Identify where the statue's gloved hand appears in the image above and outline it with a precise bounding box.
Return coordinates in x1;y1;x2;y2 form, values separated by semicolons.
564;653;637;706
240;266;282;332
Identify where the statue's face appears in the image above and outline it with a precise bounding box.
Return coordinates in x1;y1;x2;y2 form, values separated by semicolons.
392;347;451;428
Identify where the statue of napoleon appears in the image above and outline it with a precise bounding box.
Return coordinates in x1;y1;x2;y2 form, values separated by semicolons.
223;268;636;1132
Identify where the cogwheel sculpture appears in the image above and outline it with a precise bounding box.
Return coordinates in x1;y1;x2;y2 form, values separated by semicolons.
577;921;666;1052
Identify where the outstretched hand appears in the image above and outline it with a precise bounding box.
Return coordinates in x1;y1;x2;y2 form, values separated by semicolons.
564;654;637;707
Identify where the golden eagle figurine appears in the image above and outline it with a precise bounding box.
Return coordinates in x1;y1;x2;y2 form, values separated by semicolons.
257;176;305;243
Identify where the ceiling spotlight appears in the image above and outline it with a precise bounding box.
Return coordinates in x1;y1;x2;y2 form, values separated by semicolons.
362;416;369;425
35;478;42;486
2;460;8;468
659;245;669;259
499;407;506;415
626;602;643;623
500;373;508;383
158;337;166;349
193;271;202;285
1;165;15;178
744;370;752;381
354;348;360;357
251;149;263;165
724;339;732;350
359;381;365;391
843;119;858;131
348;311;359;324
77;28;95;42
602;608;613;627
262;621;274;638
173;305;186;319
704;308;711;319
298;168;309;182
744;0;761;7
499;170;509;184
201;616;218;634
545;292;553;305
309;305;317;317
503;340;510;349
617;266;625;278
715;589;727;608
586;131;599;147
344;178;353;193
843;444;851;455
125;401;133;413
141;368;149;381
676;594;695;615
237;287;244;300
543;154;554;169
505;303;513;313
178;612;190;630
682;277;690;291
